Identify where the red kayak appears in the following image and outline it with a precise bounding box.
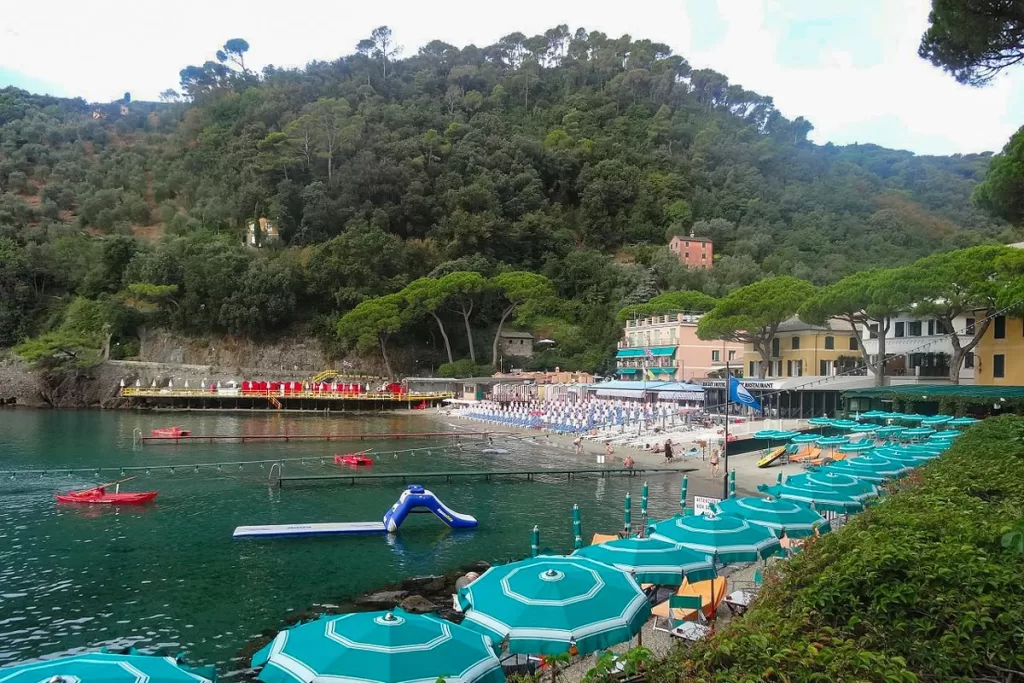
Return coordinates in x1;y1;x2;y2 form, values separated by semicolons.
334;452;372;467
55;487;158;505
151;426;190;437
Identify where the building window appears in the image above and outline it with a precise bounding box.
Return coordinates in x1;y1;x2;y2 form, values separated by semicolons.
771;338;780;357
820;360;832;375
927;320;934;336
993;354;1005;378
965;352;974;369
895;322;905;338
849;337;858;351
728;350;736;360
685;252;690;258
712;350;721;362
824;336;834;350
936;319;949;334
908;321;922;336
994;315;1006;339
965;317;975;334
749;361;755;376
685;241;690;247
791;336;800;350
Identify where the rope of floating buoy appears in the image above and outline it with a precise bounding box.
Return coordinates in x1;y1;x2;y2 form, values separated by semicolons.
0;442;507;478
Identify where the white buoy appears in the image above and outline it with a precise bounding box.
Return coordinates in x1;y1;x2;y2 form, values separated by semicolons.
135;379;141;387
168;379;173;388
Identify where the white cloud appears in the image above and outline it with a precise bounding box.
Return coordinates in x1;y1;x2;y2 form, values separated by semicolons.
0;0;1020;154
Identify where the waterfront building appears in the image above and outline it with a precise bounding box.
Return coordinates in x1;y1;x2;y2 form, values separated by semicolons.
858;314;975;383
974;314;1024;385
497;329;535;358
743;317;859;379
616;312;743;382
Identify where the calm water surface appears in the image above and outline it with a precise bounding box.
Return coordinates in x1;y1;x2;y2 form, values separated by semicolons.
0;410;689;670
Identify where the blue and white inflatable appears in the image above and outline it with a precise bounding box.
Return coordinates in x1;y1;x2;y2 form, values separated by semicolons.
383;484;479;532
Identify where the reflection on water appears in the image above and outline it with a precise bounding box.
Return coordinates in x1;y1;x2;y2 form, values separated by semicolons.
0;411;688;669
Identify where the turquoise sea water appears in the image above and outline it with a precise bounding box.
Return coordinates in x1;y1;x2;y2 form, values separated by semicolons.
0;411;690;671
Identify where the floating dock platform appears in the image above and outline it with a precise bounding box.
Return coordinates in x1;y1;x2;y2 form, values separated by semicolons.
232;521;387;538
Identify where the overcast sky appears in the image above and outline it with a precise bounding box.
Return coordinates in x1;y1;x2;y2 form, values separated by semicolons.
1;0;1021;155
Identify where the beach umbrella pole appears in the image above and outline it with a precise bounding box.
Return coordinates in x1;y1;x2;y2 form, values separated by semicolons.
729;469;736;499
680;475;688;514
531;525;540;557
640;482;649;537
623;492;632;536
572;504;582;550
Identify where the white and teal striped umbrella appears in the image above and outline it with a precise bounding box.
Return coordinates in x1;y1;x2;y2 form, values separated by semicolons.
873;448;938;466
901;427;936;440
929;430;961;440
787;471;879;498
848;426;877;437
807;417;833;428
758;482;865;514
875;425;906;438
824;456;907;482
457;556;650;656
860;410;890;421
0;654;213;683
251;610;504;683
829;419;861;430
838;442;874;453
921;415;952;427
648;513;781;563
948;417;979;428
573;537;717;585
789;433;821;444
712;497;830;538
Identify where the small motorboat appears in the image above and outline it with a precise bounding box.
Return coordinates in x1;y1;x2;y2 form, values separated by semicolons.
56;479;157;505
151;426;190;437
334;452;373;467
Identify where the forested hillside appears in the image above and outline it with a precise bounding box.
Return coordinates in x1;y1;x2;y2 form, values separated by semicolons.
0;27;1017;374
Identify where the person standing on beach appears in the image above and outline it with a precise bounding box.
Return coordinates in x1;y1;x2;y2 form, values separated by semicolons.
710;447;721;477
572;436;583;455
604;441;614;459
662;439;673;463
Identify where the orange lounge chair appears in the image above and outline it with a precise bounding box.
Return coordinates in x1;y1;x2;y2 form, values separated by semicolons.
591;533;618;545
651;578;727;623
789;447;821;463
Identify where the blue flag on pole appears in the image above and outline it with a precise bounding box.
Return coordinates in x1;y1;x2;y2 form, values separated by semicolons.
728;376;763;412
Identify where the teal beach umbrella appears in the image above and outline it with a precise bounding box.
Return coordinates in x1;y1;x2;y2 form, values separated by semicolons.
824;458;905;482
860;410;889;421
901;427;936;440
829;419;860;430
875;425;906;438
573;537;717;585
948;416;979;428
758;482;865;514
648;513;781;562
457;555;651;656
929;430;961;440
712;497;830;538
807;417;833;428
787;471;879;498
921;415;952;427
789;433;820;444
838;442;874;453
251;610;504;683
0;654;214;683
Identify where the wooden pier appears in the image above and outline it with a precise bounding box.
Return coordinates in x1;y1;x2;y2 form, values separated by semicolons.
276;466;693;486
138;430;510;445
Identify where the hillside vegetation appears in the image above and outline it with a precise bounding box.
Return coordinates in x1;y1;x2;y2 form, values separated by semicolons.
0;28;1017;373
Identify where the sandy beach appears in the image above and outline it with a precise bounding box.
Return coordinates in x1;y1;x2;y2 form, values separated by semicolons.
436;410;810;500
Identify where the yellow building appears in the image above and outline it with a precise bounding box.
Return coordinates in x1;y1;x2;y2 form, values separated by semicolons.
974;314;1024;385
743;317;860;378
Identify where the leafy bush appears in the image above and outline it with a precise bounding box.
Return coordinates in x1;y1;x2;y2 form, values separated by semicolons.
437;358;493;378
656;416;1024;682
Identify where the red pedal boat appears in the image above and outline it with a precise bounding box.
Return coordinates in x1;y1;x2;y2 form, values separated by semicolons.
55;477;157;505
334;452;372;467
151;426;190;437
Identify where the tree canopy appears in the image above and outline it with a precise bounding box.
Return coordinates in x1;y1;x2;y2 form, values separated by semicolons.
918;0;1024;85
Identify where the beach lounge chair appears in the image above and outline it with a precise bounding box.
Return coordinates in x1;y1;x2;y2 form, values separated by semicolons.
724;569;763;615
652;595;711;641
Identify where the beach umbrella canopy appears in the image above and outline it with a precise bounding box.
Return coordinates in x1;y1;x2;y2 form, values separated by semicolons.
875;425;906;438
712;497;830;538
0;654;214;683
897;413;927;423
648;513;781;562
807;417;833;427
758;482;866;514
817;436;850;446
769;430;799;440
839;442;875;453
573;537;717;585
789;433;821;444
901;427;936;440
753;429;782;439
824;456;907;481
873;448;938;466
786;471;880;499
860;410;890;420
829;419;861;430
252;609;504;683
948;417;979;428
921;415;952;427
848;426;877;437
457;555;650;656
929;430;961;440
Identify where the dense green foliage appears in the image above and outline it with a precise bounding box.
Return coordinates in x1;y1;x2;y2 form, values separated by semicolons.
0;26;1018;373
919;0;1024;85
650;415;1024;682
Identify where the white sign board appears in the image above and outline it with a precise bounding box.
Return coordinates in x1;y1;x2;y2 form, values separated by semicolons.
693;495;722;516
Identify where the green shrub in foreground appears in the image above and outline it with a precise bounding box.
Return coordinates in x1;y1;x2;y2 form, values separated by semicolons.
651;416;1024;682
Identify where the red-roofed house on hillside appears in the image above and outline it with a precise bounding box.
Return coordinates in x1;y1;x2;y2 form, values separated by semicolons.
669;234;713;269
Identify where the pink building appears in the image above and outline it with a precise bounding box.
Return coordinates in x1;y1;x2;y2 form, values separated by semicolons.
616;312;742;381
668;234;713;269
